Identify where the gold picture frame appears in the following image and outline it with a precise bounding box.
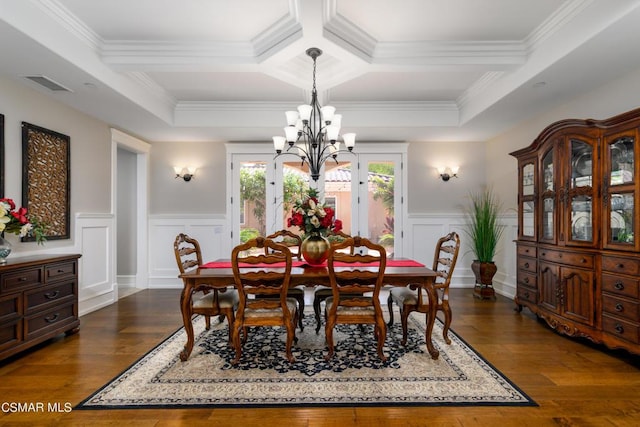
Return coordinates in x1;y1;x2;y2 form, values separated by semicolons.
21;122;70;240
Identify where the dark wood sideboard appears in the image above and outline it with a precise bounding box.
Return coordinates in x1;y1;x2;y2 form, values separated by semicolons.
0;254;81;361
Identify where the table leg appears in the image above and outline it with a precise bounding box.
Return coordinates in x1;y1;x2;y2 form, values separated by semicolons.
179;282;195;361
423;280;440;360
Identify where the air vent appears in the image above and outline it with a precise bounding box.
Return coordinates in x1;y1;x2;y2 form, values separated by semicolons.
24;75;72;92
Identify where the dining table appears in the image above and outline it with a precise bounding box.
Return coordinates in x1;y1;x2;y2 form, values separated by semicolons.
178;258;439;362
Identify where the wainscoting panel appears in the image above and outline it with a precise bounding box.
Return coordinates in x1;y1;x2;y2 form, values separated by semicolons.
76;214;116;316
406;213;517;299
148;215;227;288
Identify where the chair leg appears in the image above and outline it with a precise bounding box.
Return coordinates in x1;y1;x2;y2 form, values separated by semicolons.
386;293;394;326
375;319;387;362
314;295;323;334
295;294;305;331
441;303;452;345
400;304;412;346
204;315;211;330
284;312;296;363
324;315;336;360
222;308;235;344
231;318;243;365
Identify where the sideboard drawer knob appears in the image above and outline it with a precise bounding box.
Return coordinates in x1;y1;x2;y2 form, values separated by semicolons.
614;281;625;290
615;303;624;312
615;324;625;334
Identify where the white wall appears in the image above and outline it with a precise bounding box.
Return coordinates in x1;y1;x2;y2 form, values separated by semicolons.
0;74;116;315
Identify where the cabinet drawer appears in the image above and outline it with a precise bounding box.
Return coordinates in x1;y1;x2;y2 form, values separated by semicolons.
602;256;640;276
539;249;593;268
602;274;639;299
0;320;22;352
517;257;537;273
517;284;537;304
603;295;640;322
1;268;43;292
517;245;537;258
25;281;76;314
517;270;537;288
24;302;76;340
0;293;22;323
603;314;640;344
45;261;77;282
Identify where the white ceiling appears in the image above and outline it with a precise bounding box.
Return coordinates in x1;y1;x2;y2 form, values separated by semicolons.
1;0;640;143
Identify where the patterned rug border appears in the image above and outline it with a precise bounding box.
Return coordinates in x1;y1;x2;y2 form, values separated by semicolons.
76;315;537;410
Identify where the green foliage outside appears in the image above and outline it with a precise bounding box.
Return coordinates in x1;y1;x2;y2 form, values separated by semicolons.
240;227;260;243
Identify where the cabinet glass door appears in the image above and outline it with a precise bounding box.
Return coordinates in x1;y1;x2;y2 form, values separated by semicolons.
609;192;634;244
605;133;636;249
520;162;536;239
541;150;555;241
609;136;634;186
567;139;594;244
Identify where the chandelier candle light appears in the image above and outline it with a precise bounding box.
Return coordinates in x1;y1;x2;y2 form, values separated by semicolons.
273;48;355;181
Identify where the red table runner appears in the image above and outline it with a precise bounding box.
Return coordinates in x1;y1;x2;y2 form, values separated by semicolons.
200;259;425;269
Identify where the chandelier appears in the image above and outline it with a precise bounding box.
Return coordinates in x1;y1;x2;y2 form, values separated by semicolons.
273;47;355;181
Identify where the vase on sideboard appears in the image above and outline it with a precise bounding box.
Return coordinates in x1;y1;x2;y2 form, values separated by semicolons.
0;235;12;264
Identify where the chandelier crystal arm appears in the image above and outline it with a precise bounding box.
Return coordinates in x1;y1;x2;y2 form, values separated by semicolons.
272;47;356;182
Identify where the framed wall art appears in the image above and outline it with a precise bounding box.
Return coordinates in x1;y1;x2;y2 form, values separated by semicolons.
22;122;70;240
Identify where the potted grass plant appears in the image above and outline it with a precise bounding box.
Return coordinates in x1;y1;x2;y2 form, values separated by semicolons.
463;188;505;299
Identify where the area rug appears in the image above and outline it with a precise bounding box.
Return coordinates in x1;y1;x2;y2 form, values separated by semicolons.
76;312;536;409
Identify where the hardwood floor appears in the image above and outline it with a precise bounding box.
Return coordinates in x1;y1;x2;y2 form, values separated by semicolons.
0;288;639;426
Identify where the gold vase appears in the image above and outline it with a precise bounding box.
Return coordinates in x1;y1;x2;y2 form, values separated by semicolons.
301;234;330;266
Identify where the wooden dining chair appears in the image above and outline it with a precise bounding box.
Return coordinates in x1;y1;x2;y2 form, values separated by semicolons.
231;237;298;364
259;229;305;331
324;236;388;361
387;231;460;345
173;233;238;342
312;230;355;333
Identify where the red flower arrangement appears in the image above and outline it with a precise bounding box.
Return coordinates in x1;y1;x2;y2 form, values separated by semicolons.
0;198;46;244
287;189;342;237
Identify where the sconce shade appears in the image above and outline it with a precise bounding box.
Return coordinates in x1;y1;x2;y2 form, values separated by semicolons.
175;166;197;182
438;166;459;182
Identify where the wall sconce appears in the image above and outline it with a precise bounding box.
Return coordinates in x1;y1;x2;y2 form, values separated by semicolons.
437;166;459;182
174;166;197;182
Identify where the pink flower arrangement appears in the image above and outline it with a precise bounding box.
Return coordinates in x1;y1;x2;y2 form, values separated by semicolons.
287;189;342;237
0;198;46;244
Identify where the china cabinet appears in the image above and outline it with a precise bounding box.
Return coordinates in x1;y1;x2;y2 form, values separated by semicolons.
511;108;640;354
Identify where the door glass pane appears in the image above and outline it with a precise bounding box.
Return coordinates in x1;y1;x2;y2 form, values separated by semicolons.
571;139;592;188
324;161;353;236
367;161;395;256
571;195;592;241
610;136;635;185
523;200;535;237
543;197;554;239
282;161;310;233
611;193;634;244
239;161;266;243
522;163;534;196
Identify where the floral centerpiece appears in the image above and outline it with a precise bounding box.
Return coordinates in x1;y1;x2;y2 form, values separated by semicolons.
0;198;47;244
287;188;342;237
287;189;342;265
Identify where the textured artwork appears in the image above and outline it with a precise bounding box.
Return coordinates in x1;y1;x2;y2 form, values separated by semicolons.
22;122;70;240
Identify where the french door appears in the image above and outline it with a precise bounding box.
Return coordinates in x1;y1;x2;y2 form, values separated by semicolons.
227;143;406;257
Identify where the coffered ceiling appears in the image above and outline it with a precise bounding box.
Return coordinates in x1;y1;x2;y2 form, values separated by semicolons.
1;0;640;143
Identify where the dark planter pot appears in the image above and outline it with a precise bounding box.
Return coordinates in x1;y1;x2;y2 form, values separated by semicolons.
471;260;497;300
